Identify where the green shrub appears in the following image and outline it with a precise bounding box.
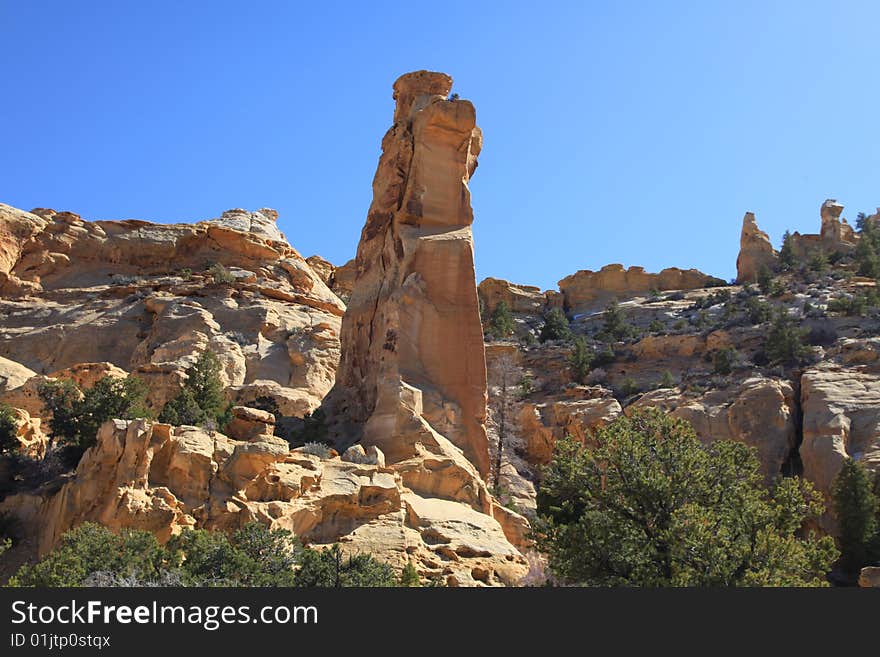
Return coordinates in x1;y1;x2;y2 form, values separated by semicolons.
38;376;150;452
599;299;634;342
292;544;397;587
831;459;880;577
9;523;166;587
809;251;829;275
519;374;535;398
648;319;664;333
713;347;737;375
210;263;236;285
618;377;640;397
745;296;772;325
0;403;19;454
399;561;421;587
10;522;397;587
159;351;230;429
658;371;676;389
855;236;880;278
778;230;797;270
765;311;808;365
568;337;593;384
289;409;329;448
757;265;773;295
487;300;515;339
827;295;868;317
539;308;571;343
535;410;837;586
519;331;537;347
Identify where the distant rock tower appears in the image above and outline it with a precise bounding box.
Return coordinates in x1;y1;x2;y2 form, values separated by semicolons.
736;211;777;283
329;71;490;477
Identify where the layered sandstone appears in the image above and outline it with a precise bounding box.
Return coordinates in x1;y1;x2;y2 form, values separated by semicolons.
478;277;547;316
329;71;490;476
630;377;798;483
558;264;715;314
0;203;344;419
0;419;526;585
800;365;880;531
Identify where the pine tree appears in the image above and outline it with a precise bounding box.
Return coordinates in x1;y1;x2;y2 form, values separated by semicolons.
159;351;230;429
778;230;797;270
487;300;515;339
764;310;808;365
832;459;880;576
0;403;19;454
539;308;571;343
568;337;593;384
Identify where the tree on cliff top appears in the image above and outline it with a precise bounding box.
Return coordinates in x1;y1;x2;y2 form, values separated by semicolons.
535;409;837;586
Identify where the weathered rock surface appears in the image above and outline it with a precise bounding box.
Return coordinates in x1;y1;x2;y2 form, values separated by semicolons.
630;377;798;483
0;419;526;586
478;277;547;316
519;396;623;465
800;365;880;531
736;212;777;283
558;264;715;314
329;70;490;477
0;202;344;418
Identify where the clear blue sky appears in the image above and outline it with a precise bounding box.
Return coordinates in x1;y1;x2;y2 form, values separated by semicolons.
2;1;878;290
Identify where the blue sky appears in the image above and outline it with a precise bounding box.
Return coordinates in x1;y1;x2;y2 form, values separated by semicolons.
2;1;878;290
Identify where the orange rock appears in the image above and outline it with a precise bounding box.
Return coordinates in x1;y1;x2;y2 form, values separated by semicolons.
330;71;490;477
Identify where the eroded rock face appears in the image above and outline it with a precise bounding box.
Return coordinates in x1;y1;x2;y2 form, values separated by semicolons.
788;199;859;259
630;377;798;484
558;264;714;315
478;278;547;316
0;203;344;419
330;70;490;476
800;366;880;531
0;419;527;586
736;212;777;283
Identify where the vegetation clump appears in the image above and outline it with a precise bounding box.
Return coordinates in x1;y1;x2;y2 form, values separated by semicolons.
535;410;837;586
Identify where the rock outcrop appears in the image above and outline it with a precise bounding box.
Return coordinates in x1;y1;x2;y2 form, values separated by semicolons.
558;264;715;315
800;365;880;531
478;278;548;316
787;199;859;260
330;70;490;477
0;419;526;585
0;203;344;418
630;377;798;483
736;212;777;283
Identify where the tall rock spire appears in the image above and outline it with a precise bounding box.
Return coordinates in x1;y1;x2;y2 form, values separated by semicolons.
736;211;777;283
330;71;490;476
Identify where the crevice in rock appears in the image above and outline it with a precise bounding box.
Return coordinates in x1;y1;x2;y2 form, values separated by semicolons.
781;371;805;478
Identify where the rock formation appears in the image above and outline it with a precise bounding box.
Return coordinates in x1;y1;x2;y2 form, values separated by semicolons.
330;70;490;477
0;418;526;585
0;203;343;419
478;278;548;316
736;212;777;283
557;264;715;315
786;199;859;260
